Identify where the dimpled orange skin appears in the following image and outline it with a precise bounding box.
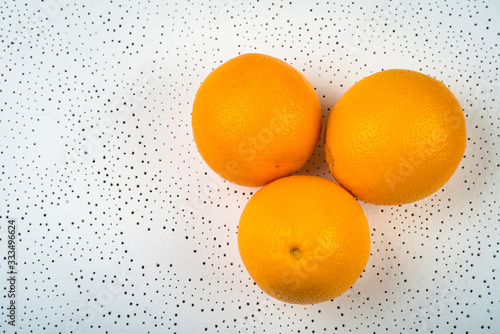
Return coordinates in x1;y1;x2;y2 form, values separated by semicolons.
324;69;467;205
238;175;371;305
192;53;322;187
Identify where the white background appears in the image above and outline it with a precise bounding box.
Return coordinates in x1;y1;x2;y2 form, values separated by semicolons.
0;0;499;333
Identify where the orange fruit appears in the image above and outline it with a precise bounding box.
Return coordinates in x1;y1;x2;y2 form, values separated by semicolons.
324;69;466;205
192;53;322;187
238;175;370;304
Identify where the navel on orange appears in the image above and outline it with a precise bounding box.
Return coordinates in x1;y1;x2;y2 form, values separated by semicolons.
192;53;322;187
324;69;466;205
238;175;371;304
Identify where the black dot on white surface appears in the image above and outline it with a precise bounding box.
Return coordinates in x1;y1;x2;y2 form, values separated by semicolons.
0;1;499;333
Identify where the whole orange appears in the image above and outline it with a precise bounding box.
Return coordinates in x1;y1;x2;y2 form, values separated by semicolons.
238;175;370;304
324;69;467;205
192;53;322;187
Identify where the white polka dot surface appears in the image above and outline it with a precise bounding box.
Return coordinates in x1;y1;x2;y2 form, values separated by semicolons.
0;0;499;333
